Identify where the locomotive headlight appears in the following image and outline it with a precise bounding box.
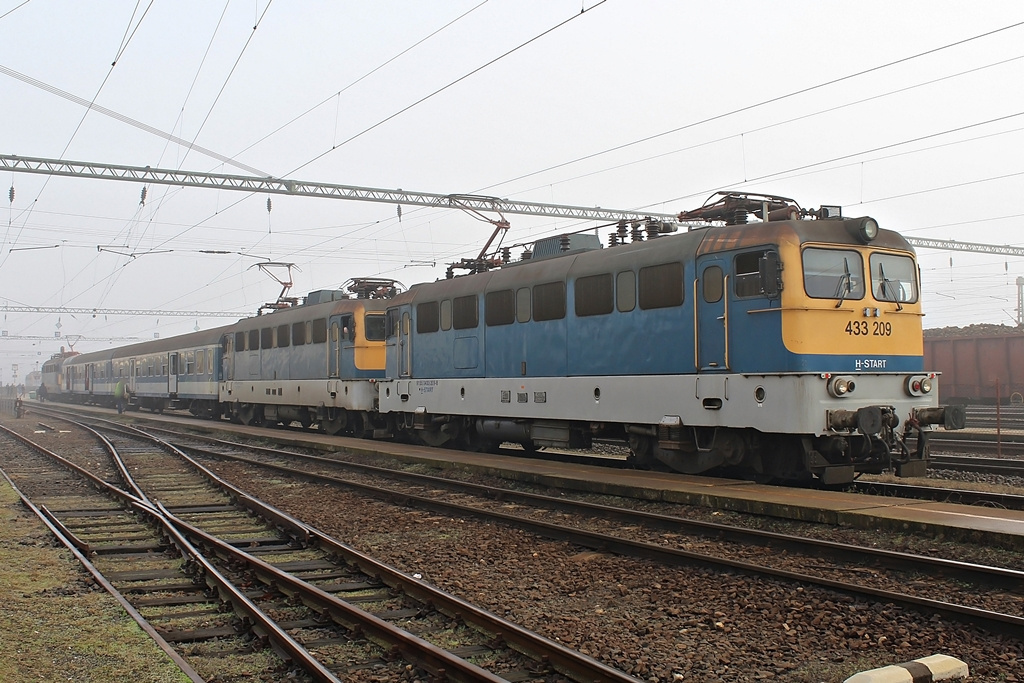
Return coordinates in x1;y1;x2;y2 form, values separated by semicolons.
829;376;857;398
905;374;933;397
848;217;879;244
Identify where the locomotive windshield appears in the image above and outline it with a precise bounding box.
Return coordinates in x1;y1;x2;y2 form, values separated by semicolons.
801;248;865;300
869;253;918;303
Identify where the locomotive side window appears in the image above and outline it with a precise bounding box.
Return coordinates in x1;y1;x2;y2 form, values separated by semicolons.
261;327;273;349
616;271;636;312
533;281;566;321
703;266;724;303
292;322;306;345
277;324;290;347
417;302;439;333
485;290;515;326
734;250;769;298
516;288;531;323
575;274;613;317
870;253;918;303
248;329;260;350
440;299;453;330
365;314;386;340
311;318;328;343
453;295;478;330
802;248;864;300
639;262;684;310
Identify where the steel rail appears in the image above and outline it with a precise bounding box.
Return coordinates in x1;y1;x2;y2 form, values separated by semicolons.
146;432;1024;638
165;432;1024;592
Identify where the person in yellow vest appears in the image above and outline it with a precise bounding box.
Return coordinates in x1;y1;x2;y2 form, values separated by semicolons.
114;379;125;414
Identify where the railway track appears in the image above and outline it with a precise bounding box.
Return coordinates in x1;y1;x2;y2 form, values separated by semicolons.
0;417;639;683
101;421;1024;640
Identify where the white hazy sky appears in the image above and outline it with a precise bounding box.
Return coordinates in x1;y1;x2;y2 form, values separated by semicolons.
1;0;1023;382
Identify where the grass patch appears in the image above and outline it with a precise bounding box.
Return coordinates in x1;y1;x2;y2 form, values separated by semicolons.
0;480;191;682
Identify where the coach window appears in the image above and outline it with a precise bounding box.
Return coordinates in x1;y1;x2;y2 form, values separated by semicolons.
703;266;724;303
869;253;918;303
417;301;440;333
277;324;290;348
802;248;864;300
311;318;327;344
248;329;260;350
261;327;273;349
440;299;453;331
533;281;566;321
453;295;478;329
616;271;636;312
485;290;515;326
186;352;196;374
365;314;386;340
734;250;770;298
292;322;306;345
197;350;205;375
575;274;613;317
639;262;684;309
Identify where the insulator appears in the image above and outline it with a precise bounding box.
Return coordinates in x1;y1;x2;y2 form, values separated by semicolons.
501;247;511;263
630;222;644;242
729;209;748;225
608;233;619;247
396;204;402;222
617;222;629;243
559;234;571;252
266;197;273;213
646;221;659;240
8;186;13;203
139;186;147;206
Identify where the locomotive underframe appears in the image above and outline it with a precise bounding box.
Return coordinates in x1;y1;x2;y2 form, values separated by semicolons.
378;372;952;483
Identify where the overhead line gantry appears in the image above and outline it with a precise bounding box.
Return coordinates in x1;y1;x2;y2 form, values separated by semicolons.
2;153;1021;257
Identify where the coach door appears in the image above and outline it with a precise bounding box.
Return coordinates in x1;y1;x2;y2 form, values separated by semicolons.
696;256;728;371
168;352;179;393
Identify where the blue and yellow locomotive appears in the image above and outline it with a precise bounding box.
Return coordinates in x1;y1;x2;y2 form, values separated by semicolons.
378;193;965;483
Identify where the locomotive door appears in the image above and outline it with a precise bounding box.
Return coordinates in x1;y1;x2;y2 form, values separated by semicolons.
168;352;179;393
329;320;341;378
696;257;728;371
398;311;411;377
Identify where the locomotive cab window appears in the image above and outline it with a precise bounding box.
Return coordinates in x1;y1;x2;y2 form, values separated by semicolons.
802;248;865;300
870;253;918;303
365;314;386;340
734;250;771;298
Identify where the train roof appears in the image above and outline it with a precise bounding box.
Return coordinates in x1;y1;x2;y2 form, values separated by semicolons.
393;216;913;305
